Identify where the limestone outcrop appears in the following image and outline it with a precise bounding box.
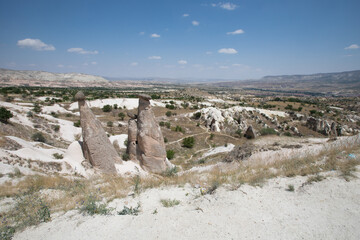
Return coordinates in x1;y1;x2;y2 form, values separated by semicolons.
136;94;168;173
75;91;119;173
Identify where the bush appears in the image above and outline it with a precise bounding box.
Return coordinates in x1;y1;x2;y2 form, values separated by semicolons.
0;107;13;123
160;199;180;207
166;150;175;160
53;125;60;132
182;137;195;148
118;203;140;216
102;105;112;112
260;128;277;136
193;112;201;119
159;121;165;127
107;121;113;127
118;112;125;120
235;129;242;137
165;104;176;110
122;153;130;161
166;111;172;117
174;125;184;133
74;120;81;127
32;132;46;143
33;102;42;113
79;194;112;216
53;153;64;159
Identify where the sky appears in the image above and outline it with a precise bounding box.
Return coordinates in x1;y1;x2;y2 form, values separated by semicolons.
0;0;359;80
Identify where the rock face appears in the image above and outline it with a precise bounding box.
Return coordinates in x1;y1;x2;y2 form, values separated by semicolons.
75;91;119;173
306;117;342;136
127;112;139;163
136;94;168;173
244;126;256;139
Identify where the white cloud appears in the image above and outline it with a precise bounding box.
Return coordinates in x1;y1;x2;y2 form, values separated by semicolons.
57;64;64;68
17;38;55;51
227;29;245;35
218;48;237;54
148;56;162;60
345;44;359;50
183;13;189;17
91;61;97;65
206;51;213;55
219;66;229;69
212;2;237;10
220;2;237;10
130;62;138;66
67;48;98;54
192;21;199;26
139;32;145;35
178;60;187;65
151;33;160;38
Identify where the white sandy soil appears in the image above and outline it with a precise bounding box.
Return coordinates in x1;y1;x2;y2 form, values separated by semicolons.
14;173;360;240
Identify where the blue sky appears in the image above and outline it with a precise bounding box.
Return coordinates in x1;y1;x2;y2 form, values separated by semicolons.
0;0;359;80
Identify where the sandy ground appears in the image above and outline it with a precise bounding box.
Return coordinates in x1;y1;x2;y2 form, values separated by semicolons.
14;173;360;240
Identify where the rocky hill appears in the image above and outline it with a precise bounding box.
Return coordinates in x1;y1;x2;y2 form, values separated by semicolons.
0;68;110;87
210;70;360;96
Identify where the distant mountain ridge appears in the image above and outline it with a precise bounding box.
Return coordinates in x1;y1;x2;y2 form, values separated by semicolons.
0;68;108;83
261;70;360;84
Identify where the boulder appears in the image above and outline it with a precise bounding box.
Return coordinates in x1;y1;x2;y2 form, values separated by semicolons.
137;94;168;173
224;143;254;162
244;126;256;139
75;91;118;173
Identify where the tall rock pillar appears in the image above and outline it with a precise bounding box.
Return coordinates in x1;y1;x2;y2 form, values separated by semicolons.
137;94;167;173
75;91;119;173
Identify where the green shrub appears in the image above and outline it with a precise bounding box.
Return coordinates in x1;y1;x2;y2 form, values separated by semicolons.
0;107;13;123
0;226;15;240
165;122;171;129
122;153;130;161
164;137;168;143
53;153;64;159
160;199;180;207
165;111;172;117
53;125;60;132
166;150;175;160
162;166;178;177
209;133;214;140
286;184;295;192
107;121;113;127
182;137;195;148
193;112;201;119
102;105;112;112
159;121;165;127
260;128;277;136
33;102;42;113
74;120;81;127
166;104;175;110
118;112;125;120
118;203;141;216
32;132;46;143
79;194;112;216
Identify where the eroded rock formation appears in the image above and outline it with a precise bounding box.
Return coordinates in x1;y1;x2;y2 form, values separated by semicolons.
244;126;256;139
136;94;168;173
127;112;139;164
75;91;119;173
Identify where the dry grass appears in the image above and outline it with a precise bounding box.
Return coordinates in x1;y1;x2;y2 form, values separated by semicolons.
0;137;358;236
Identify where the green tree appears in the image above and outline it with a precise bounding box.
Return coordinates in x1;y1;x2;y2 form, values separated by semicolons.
102;105;112;112
0;107;13;123
166;150;175;160
182;137;195;148
118;112;125;120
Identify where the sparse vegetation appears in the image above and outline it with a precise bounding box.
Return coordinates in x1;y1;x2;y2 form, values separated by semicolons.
260;128;277;136
182;137;195;148
160;199;180;207
79;194;112;216
0;107;13;123
31;132;46;143
102;104;112;112
53;153;64;159
166;149;175;160
118;203;141;216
